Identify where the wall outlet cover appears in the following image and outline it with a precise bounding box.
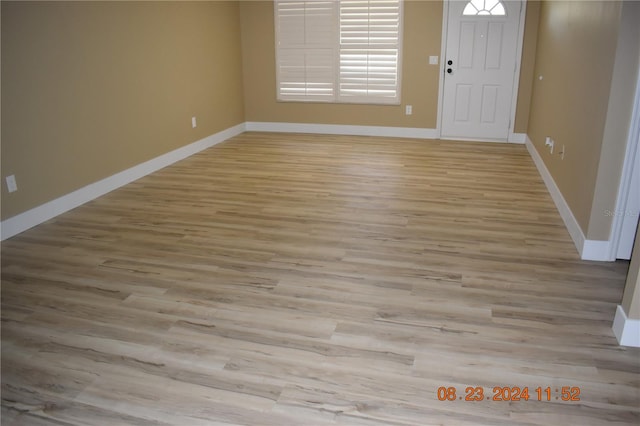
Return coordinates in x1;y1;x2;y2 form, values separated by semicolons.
6;175;17;193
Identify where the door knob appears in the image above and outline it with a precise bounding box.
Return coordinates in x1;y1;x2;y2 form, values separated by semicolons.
447;68;452;74
447;60;453;65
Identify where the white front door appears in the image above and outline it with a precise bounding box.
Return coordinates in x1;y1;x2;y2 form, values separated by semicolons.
440;0;522;141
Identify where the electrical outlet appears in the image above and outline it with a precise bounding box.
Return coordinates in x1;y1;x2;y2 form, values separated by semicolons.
545;137;554;154
191;116;197;128
405;105;412;115
5;175;17;193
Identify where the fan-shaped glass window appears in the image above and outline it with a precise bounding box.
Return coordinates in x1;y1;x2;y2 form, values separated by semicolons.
463;0;506;15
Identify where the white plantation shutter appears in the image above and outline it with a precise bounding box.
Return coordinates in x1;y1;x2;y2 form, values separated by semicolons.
275;1;337;101
339;0;401;103
275;0;402;104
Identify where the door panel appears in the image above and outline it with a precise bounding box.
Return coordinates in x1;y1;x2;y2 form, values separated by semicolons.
480;85;499;123
454;84;472;122
458;23;476;68
485;23;503;69
441;0;522;141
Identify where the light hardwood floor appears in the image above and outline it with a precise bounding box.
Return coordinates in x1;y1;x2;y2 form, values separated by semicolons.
2;132;638;425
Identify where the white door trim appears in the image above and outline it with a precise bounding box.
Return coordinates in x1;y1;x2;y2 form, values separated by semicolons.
508;0;528;143
608;70;640;261
435;2;450;140
436;0;527;143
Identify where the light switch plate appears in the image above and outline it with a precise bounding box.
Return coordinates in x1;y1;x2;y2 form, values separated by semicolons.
6;175;17;193
429;56;439;65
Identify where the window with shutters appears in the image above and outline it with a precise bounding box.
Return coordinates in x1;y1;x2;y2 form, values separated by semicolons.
275;0;403;105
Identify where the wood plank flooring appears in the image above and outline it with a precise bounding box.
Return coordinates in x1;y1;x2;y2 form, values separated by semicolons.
1;132;638;425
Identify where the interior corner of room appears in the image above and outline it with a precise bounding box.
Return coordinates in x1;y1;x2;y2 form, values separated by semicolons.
1;0;639;347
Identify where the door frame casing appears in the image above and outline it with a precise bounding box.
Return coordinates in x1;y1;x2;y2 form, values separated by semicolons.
436;0;528;143
609;70;640;260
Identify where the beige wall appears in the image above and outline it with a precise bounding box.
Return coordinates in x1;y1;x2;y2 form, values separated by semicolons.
240;0;442;128
526;0;622;236
1;1;245;220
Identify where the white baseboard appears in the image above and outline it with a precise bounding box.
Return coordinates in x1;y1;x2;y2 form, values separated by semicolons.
525;136;586;257
440;136;509;143
613;305;640;347
0;123;246;241
245;122;439;139
508;132;526;144
524;136;614;261
581;240;615;262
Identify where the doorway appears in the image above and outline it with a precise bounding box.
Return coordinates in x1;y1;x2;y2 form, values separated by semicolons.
439;0;524;141
612;73;640;260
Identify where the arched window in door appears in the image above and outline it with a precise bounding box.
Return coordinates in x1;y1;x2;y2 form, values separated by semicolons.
463;0;506;15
